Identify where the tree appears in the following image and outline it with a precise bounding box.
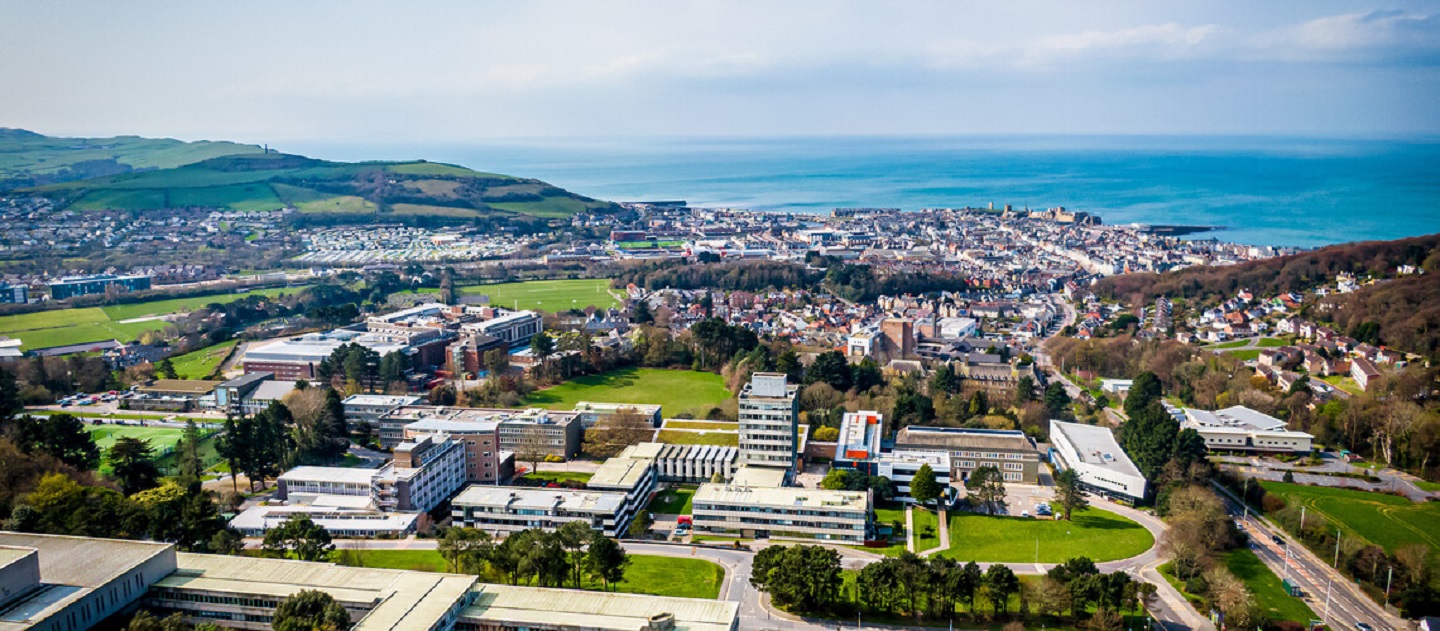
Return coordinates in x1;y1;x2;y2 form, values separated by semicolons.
273;589;352;631
630;299;653;324
262;515;335;562
965;465;1007;514
438;268;457;305
1124;372;1163;419
1054;468;1089;521
156;357;177;379
437;527;493;574
514;425;552;476
556;520;592;587
1014;375;1036;405
983;564;1020;614
909;463;941;506
805;351;852;391
582;411;655;459
377;351;407;388
749;545;843;613
110;437;161;495
483;348;510;376
531;331;556;362
176;421;204;482
1044;382;1071;414
585;532;630;590
12;414;101;471
627;509;653;537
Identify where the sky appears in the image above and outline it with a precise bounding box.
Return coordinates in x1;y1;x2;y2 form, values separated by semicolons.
2;1;1439;143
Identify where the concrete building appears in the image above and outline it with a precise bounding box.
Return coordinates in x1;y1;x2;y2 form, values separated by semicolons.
634;443;739;483
342;393;423;435
1049;420;1148;503
243;331;412;381
378;405;582;459
459;310;541;348
48;274;151;300
691;484;868;543
0;284;28;304
831;411;953;504
1179;405;1314;454
0;532;739;631
587;446;659;525
571;401;664;428
275;433;466;515
450;486;636;537
880;318;916;361
229;495;421;538
737;373;799;474
892;426;1040;484
0;533;175;631
214;372;273;416
402;418;513;485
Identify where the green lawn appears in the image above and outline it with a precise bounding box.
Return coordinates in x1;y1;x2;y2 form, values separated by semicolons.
0;288;293;351
459;279;620;312
913;508;942;553
525;367;731;419
1210;339;1250;349
1414;479;1440;492
935;508;1154;563
662;420;738;430
655;430;738;447
1321;375;1365;396
488;197;592;219
522;471;593;485
337;550;723;599
1229;349;1262;361
1256;337;1289;348
651;486;696;515
1260;481;1440;562
87;424;187;453
1221;548;1316;623
168;340;237;379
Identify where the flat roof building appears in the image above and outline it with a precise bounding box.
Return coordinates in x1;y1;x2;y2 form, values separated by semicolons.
0;532;739;631
737;373;799;476
1049;420;1147;503
380;405;582;459
1179;405;1313;454
571;401;664;428
892;426;1040;484
641;443;739;484
48;274;150;301
451;486;636;538
691;484;868;543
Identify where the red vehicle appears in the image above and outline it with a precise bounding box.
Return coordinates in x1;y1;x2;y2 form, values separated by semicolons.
676;516;693;527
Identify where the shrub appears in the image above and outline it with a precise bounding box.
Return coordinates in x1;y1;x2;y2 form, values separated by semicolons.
1261;494;1288;513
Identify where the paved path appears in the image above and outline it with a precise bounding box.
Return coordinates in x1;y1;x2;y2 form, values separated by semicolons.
1217;453;1436;502
904;505;915;553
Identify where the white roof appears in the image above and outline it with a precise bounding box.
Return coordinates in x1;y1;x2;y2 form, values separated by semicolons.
1184;405;1289;432
452;485;627;514
694;483;867;511
1050;421;1144;479
344;394;423;407
279;465;380;485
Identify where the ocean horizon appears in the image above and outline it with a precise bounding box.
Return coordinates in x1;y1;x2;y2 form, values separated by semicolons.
281;135;1440;249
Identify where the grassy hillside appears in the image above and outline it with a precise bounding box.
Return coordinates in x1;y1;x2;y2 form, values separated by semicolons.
19;147;614;220
0;128;262;189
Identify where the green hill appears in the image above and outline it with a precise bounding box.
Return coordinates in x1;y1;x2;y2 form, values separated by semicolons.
18;147;614;220
0;128;263;190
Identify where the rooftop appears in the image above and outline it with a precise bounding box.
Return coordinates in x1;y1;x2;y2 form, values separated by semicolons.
451;485;628;513
462;584;738;631
343;393;423;407
728;465;788;488
278;465;382;485
1182;405;1289;432
694;483;867;511
588;454;654;490
1050;420;1145;480
893;426;1036;452
137;379;222;395
0;532;174;631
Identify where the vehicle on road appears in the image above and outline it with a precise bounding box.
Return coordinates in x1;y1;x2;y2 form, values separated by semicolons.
1356;623;1373;631
1272;535;1285;545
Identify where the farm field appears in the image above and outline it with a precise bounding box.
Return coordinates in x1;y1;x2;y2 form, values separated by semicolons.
525;367;730;418
0;288;294;351
458;278;621;311
934;508;1154;563
169;340;238;379
1260;481;1440;563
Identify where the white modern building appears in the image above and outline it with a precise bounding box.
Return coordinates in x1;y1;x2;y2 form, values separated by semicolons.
229;495;421;538
691;484;869;543
450;486;636;537
1179;405;1314;454
737;373;800;474
586;446;659;527
274;433;466;516
831;411;953;504
1048;420;1148;504
460;310;541;348
342;393;423;433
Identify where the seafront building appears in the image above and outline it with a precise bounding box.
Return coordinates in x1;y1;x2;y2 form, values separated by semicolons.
736;373;800;475
1048;420;1148;504
0;532;739;631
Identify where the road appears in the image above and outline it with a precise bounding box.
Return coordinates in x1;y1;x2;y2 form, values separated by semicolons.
1213;483;1402;631
317;497;1210;631
1216;453;1436;503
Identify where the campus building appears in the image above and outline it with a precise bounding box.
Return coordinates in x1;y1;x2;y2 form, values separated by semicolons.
459;310;541;348
274;433;466;515
831;411;953;504
341;393;424;435
586;446;659;525
892;426;1040;484
736;373;799;474
48;274;151;300
1049;420;1148;504
691;484;869;543
378;405;582;459
402;418;514;485
0;532;740;631
450;486;636;538
571;401;664;428
1177;405;1314;454
636;443;739;483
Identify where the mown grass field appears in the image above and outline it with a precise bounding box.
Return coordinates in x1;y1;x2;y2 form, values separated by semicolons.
169;340;237;379
650;486;696;515
337;550;723;599
0;289;291;351
935;508;1154;563
522;470;593;485
459;278;621;311
86;424;187;453
525;367;730;418
1260;481;1440;563
663;420;738;431
1222;548;1316;623
654;430;737;447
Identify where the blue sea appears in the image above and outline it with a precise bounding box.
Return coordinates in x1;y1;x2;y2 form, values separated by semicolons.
285;136;1440;248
